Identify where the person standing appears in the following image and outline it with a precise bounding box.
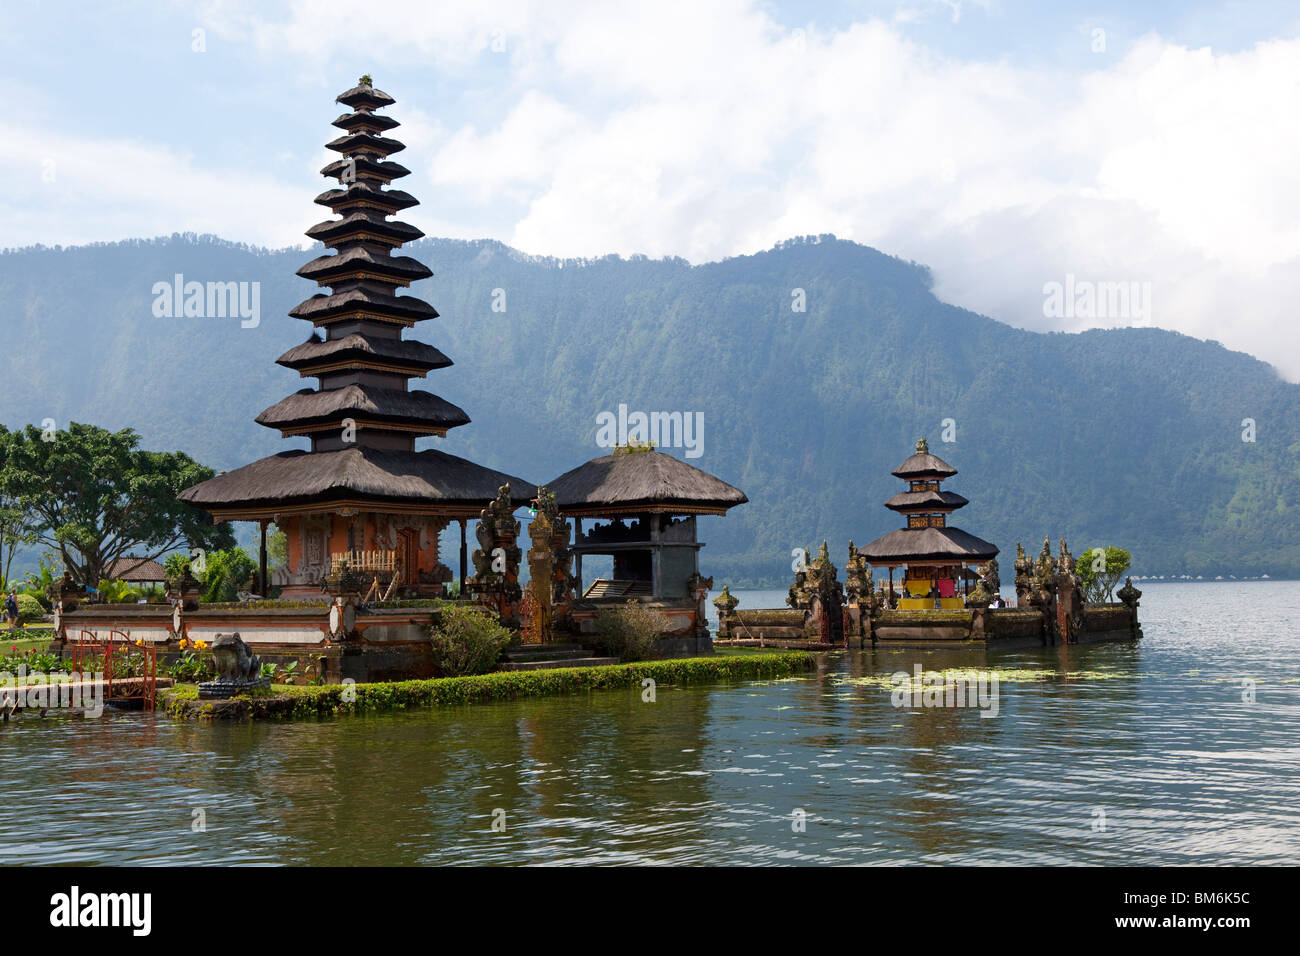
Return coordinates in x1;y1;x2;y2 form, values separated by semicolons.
5;589;19;628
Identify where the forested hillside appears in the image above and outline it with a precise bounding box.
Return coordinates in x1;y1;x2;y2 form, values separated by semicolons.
2;234;1296;584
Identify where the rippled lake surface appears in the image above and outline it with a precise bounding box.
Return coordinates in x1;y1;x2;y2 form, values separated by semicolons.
1;581;1298;865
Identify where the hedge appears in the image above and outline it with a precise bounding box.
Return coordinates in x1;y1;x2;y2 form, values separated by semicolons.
159;651;817;721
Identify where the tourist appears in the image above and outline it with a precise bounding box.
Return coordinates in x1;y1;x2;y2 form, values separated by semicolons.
5;589;18;628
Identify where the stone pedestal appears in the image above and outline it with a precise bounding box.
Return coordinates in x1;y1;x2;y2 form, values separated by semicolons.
197;633;271;700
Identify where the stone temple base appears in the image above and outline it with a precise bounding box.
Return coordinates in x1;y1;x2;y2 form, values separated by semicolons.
56;600;717;686
198;676;272;699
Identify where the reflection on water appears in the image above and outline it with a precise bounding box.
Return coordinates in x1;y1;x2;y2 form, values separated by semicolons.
1;581;1298;865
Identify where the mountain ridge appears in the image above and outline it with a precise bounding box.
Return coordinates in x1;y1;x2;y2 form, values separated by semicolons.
1;233;1295;585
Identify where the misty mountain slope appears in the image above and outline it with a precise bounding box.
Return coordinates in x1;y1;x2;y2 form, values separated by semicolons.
1;234;1295;584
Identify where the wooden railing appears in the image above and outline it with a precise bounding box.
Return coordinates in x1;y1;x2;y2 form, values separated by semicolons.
330;550;399;574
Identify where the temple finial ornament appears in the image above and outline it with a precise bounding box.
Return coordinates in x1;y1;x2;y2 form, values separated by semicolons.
915;437;929;454
359;73;373;86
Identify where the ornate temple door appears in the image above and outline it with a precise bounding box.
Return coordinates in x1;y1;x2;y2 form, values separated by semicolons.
398;528;419;586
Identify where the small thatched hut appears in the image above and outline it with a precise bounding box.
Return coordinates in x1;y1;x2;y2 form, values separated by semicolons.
547;446;747;601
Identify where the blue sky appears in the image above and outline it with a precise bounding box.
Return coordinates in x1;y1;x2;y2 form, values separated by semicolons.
5;0;1300;377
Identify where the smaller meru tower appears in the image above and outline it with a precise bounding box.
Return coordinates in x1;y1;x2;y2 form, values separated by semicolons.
860;438;998;609
181;77;529;598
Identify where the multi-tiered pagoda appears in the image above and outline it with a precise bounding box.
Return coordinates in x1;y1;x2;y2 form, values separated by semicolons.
181;77;529;599
860;438;998;609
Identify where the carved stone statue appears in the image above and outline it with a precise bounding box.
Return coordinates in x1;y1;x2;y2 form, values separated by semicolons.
786;541;844;644
469;484;523;628
1030;538;1058;623
1013;542;1032;608
198;632;272;700
1057;536;1076;574
844;540;871;607
874;580;891;614
525;505;556;644
322;558;364;598
1054;538;1085;643
533;486;576;614
1117;577;1142;609
967;557;1000;608
980;557;1001;594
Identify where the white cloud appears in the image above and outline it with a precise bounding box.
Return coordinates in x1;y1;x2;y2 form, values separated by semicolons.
0;123;309;250
12;1;1300;378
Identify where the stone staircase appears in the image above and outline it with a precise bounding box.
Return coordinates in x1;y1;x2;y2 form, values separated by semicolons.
499;642;619;671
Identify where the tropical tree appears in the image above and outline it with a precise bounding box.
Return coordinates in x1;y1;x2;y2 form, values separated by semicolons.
97;579;143;604
267;525;288;571
163;551;192;581
20;551;61;610
0;426;39;586
1077;547;1132;604
0;422;234;588
198;547;257;603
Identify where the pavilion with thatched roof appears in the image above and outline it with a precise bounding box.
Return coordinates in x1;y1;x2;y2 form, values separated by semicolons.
180;77;531;599
860;438;998;610
547;446;747;603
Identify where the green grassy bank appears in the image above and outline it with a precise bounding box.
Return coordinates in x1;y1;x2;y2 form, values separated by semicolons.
159;651;818;721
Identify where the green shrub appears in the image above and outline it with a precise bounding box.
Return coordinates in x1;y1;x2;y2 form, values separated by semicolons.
593;601;666;661
1077;547;1132;604
429;603;512;676
96;579;142;604
15;593;45;623
0;651;69;674
166;648;215;682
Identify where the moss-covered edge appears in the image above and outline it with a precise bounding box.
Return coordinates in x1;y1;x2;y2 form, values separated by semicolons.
159;652;817;721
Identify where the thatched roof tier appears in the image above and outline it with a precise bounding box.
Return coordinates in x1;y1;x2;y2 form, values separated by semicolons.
332;110;400;133
335;81;396;111
178;78;528;516
180;448;532;519
325;132;405;157
320;155;411;183
860;527;998;565
277;335;451;375
296;248;431;286
289;288;437;326
314;183;419;214
256;385;469;434
305;212;423;247
548;449;748;516
883;489;969;512
891;442;958;480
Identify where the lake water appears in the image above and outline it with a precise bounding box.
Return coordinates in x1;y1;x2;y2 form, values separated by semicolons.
1;581;1297;865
